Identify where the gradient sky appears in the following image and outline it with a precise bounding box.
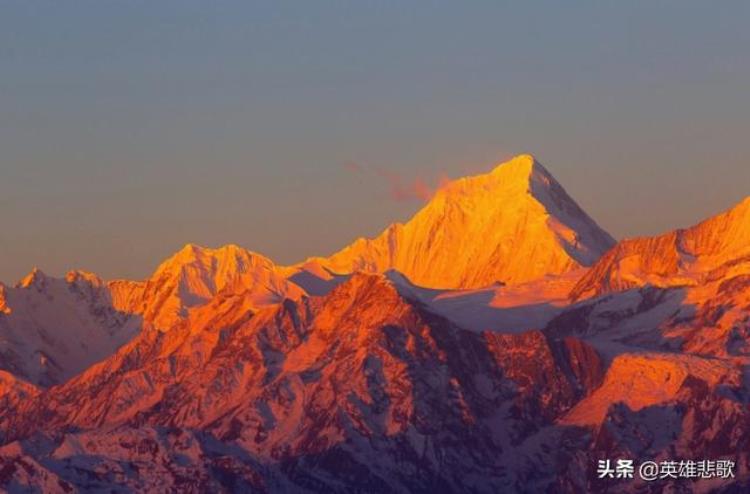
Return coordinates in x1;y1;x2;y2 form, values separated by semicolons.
2;1;749;283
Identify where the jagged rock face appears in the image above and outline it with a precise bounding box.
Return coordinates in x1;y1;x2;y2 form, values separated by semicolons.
310;155;615;289
1;274;603;492
571;197;750;300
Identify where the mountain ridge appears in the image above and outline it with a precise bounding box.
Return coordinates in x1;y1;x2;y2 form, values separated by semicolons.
304;154;615;289
570;194;750;300
2;155;750;492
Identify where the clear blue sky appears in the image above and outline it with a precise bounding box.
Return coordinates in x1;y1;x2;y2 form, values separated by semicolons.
1;1;749;282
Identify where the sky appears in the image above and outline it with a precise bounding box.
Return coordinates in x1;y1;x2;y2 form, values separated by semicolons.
1;1;749;283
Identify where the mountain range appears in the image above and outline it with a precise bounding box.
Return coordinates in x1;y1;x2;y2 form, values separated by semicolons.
1;154;749;493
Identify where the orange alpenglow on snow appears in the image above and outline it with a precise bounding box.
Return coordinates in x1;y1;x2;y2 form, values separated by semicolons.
4;154;750;491
560;353;739;426
571;195;750;300
0;283;9;315
310;154;615;289
109;243;304;331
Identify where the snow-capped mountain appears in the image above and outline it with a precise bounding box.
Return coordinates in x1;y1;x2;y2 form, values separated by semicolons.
309;154;615;289
0;245;305;388
2;156;750;492
109;243;306;331
0;269;140;386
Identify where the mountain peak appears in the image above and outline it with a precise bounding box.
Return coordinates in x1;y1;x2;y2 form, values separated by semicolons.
311;155;614;289
175;242;247;257
126;243;304;331
170;242;235;264
65;270;103;287
435;153;546;201
175;242;201;258
157;243;274;276
489;153;539;177
16;267;48;289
